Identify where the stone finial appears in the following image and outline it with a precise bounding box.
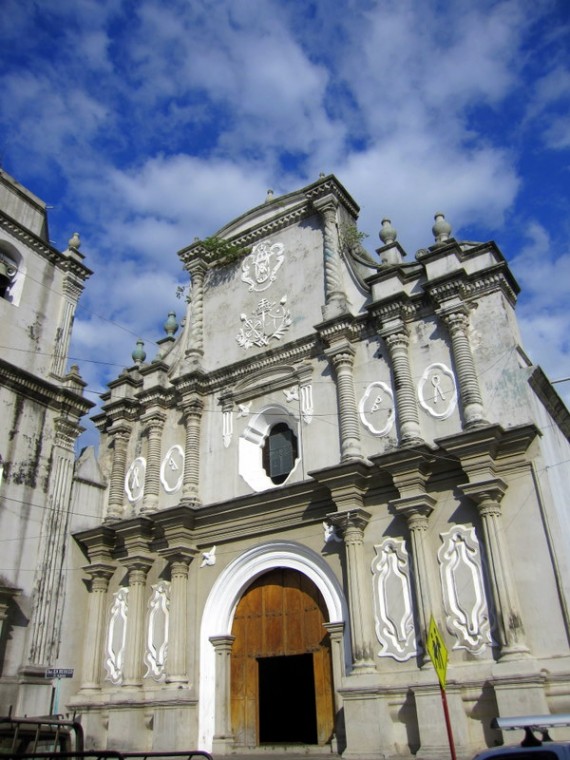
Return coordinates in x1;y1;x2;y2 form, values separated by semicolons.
432;212;452;244
164;310;178;337
319;172;326;178
69;232;81;250
132;339;146;365
379;218;397;246
265;189;274;202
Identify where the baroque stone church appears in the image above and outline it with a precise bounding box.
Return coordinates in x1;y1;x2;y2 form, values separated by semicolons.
2;172;570;758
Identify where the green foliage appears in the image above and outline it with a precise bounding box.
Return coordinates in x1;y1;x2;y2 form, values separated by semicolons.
200;236;249;265
339;223;369;253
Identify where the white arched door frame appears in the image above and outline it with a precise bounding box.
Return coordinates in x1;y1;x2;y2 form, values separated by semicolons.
198;540;350;750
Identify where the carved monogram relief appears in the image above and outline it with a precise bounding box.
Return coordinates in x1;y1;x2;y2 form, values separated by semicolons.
241;240;285;291
438;525;493;654
144;581;170;682
105;587;128;685
372;538;417;661
160;445;184;493
283;383;314;424
418;362;457;420
359;381;395;436
125;457;146;503
236;296;292;349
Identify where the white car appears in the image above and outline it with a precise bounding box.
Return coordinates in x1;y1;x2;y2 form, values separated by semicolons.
475;715;570;760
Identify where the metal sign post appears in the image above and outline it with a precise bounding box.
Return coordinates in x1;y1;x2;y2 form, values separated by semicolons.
426;617;456;760
45;668;74;715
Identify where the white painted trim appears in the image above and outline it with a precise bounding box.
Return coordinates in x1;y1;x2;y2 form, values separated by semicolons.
198;540;349;750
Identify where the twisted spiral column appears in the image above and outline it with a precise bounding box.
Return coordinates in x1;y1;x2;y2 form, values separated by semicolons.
181;394;204;504
442;309;486;427
327;345;363;461
382;328;423;444
141;412;166;514
106;423;131;520
187;260;207;358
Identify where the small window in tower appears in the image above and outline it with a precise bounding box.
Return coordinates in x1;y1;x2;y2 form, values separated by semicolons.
0;252;18;301
262;422;298;485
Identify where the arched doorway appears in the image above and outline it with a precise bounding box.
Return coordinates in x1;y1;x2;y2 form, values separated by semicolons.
231;568;335;747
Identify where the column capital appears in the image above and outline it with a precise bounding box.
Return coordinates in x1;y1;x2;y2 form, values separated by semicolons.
75;525;116;565
327;508;371;535
312;193;339;214
141;410;167;431
458;478;507;509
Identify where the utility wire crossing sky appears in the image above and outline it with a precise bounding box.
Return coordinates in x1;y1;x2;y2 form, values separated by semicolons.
1;0;569;448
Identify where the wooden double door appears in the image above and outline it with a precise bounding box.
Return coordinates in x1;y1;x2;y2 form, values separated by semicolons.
230;568;335;747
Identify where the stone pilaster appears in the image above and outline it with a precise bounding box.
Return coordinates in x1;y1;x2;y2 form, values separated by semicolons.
380;448;438;654
154;506;198;686
122;560;153;687
210;634;236;753
113;518;154;688
440;307;486;428
141;411;166;514
460;480;529;657
51;275;83;378
323;621;346;750
325;341;363;461
328;509;375;672
180;394;203;505
381;325;423;445
107;422;131;520
438;425;535;660
80;563;116;690
28;416;82;666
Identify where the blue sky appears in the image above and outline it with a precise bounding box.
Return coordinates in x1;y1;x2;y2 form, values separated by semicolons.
1;0;569;447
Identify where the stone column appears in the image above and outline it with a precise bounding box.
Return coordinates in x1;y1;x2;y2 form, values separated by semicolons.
210;634;236;752
460;480;528;658
165;555;194;685
314;196;347;316
441;308;486;428
28;416;80;666
396;502;436;654
107;423;131;520
51;276;82;377
80;563;116;690
381;325;423;444
180;394;203;505
186;259;207;361
122;559;153;687
328;510;375;672
323;621;346;750
141;411;166;514
326;343;363;461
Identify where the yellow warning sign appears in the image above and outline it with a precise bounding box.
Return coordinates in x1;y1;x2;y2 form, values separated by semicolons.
426;616;448;689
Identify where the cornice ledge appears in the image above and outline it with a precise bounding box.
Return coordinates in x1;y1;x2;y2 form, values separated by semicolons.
435;423;538;464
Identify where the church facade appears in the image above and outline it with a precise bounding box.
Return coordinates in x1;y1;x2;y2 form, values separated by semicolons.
64;175;570;758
